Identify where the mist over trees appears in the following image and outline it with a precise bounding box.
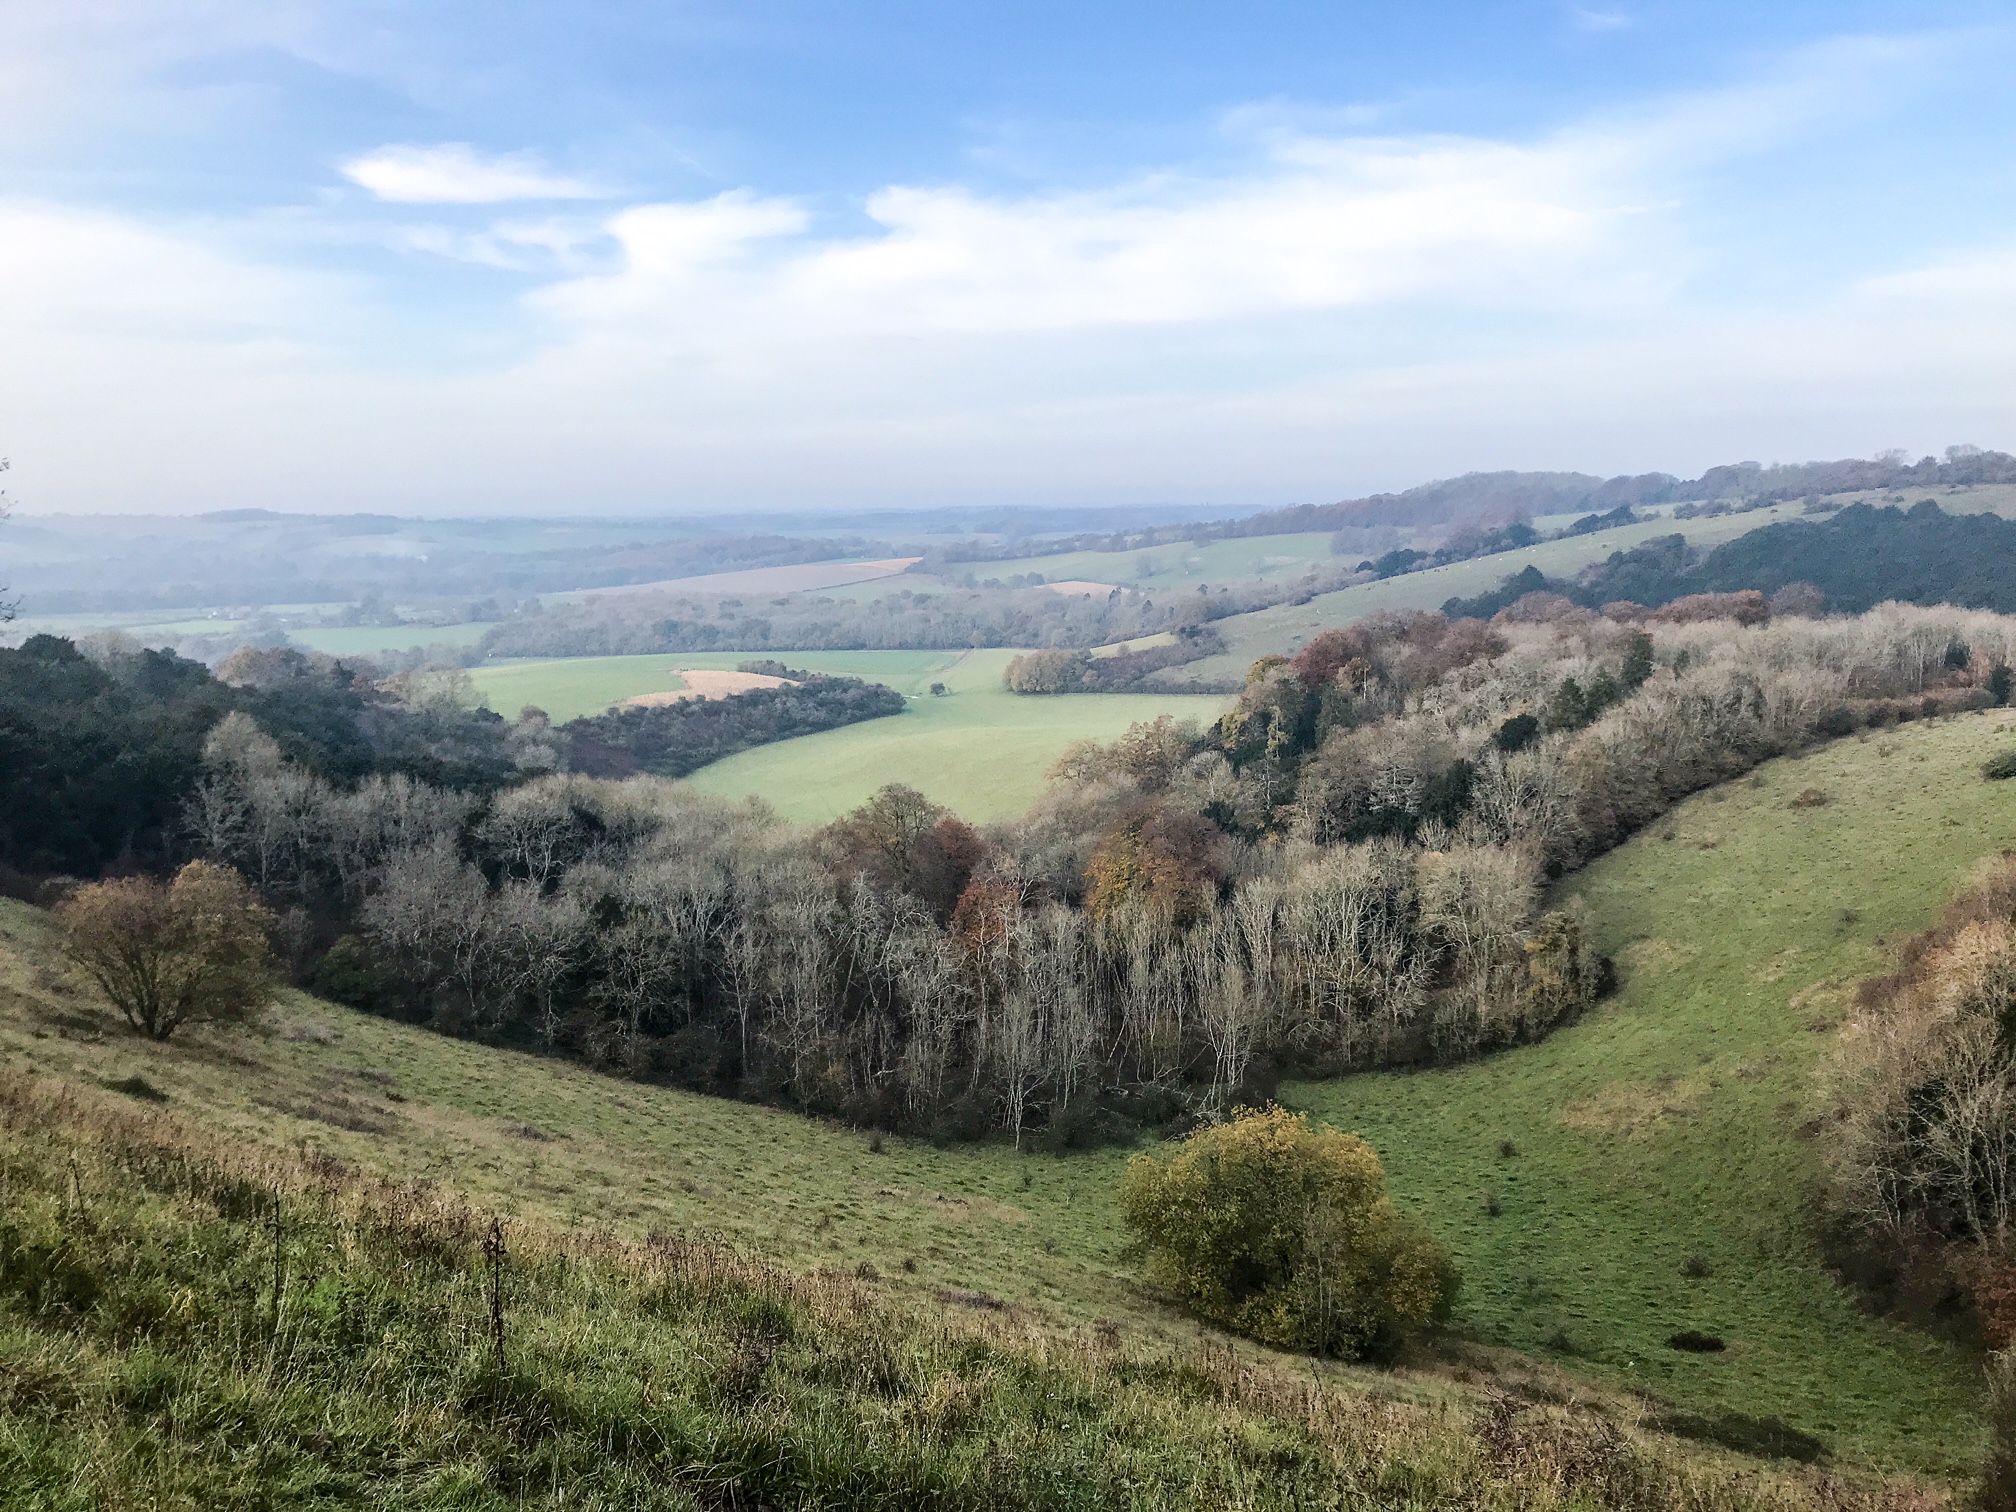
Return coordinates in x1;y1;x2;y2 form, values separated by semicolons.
479;576;1334;663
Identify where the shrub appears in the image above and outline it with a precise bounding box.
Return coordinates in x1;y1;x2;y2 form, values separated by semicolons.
1987;750;2016;782
55;861;274;1040
1002;648;1090;694
1119;1106;1456;1358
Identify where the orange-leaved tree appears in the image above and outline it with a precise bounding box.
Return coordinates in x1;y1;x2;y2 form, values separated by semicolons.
57;861;275;1040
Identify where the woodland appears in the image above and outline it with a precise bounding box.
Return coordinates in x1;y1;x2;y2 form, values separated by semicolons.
13;592;1998;1157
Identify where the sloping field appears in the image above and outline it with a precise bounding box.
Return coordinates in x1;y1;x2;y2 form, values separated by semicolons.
945;530;1339;593
565;556;921;600
2;714;2007;1477
0;903;1181;1348
471;649;1231;819
1292;709;2016;1474
1167;502;1814;685
680;649;1231;822
623;669;789;705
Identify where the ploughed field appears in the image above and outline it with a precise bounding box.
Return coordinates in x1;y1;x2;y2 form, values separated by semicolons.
4;709;2013;1477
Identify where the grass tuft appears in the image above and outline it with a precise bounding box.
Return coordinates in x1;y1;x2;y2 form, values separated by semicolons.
0;1072;1909;1510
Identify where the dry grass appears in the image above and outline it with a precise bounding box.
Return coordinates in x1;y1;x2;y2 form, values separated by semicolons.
0;1069;1950;1509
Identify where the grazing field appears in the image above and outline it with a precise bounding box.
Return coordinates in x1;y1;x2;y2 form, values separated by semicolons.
470;648;1230;819
2;711;2011;1477
936;530;1340;594
469;649;968;722
680;649;1231;822
1291;709;2016;1475
0;901;1179;1346
0;1063;1883;1512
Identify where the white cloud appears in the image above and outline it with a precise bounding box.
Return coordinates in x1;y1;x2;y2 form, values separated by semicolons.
533;129;1643;346
341;144;603;204
0;30;2011;516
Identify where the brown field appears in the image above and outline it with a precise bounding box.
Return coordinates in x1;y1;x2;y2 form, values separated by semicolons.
623;668;795;705
1043;579;1121;596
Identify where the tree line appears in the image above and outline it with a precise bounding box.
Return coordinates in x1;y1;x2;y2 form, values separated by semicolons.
17;593;2015;1148
560;666;907;778
131;597;2016;1147
0;636;529;883
1443;503;2016;623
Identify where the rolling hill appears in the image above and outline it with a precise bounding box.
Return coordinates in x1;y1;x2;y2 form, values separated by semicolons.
6;705;2013;1484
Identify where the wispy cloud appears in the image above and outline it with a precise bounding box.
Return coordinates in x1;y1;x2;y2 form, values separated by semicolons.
341;144;604;204
0;25;2009;514
536;129;1642;342
1569;8;1632;34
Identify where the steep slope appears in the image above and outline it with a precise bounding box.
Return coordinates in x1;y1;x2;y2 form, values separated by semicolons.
1293;708;2016;1475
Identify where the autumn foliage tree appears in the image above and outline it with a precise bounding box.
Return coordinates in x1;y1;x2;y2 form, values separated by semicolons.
1120;1106;1457;1359
56;861;275;1040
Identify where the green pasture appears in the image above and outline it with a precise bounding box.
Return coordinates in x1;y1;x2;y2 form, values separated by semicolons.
682;649;1231;822
0;901;1181;1350
1292;710;2016;1474
469;649;973;723
468;649;1230;821
2;709;2006;1476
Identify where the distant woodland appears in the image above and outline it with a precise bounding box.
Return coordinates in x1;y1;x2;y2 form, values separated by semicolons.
560;668;907;778
1444;502;2016;620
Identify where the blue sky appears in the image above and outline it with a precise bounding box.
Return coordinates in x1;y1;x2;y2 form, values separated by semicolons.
3;2;2015;515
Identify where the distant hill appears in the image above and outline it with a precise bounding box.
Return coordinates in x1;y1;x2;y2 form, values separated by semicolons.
1230;447;2016;540
1442;501;2016;619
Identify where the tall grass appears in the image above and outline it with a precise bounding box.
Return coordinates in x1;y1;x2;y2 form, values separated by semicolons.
0;1072;1938;1509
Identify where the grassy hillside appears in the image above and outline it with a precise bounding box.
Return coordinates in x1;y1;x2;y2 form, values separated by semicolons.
2;1075;1912;1511
473;649;1231;822
940;531;1341;594
1169;502;1817;686
0;894;1177;1341
1293;708;2016;1475
3;711;2011;1482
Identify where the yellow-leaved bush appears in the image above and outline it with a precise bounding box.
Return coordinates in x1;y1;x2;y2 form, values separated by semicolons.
1120;1105;1457;1359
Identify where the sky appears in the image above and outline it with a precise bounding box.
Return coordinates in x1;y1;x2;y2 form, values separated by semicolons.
3;2;2016;517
